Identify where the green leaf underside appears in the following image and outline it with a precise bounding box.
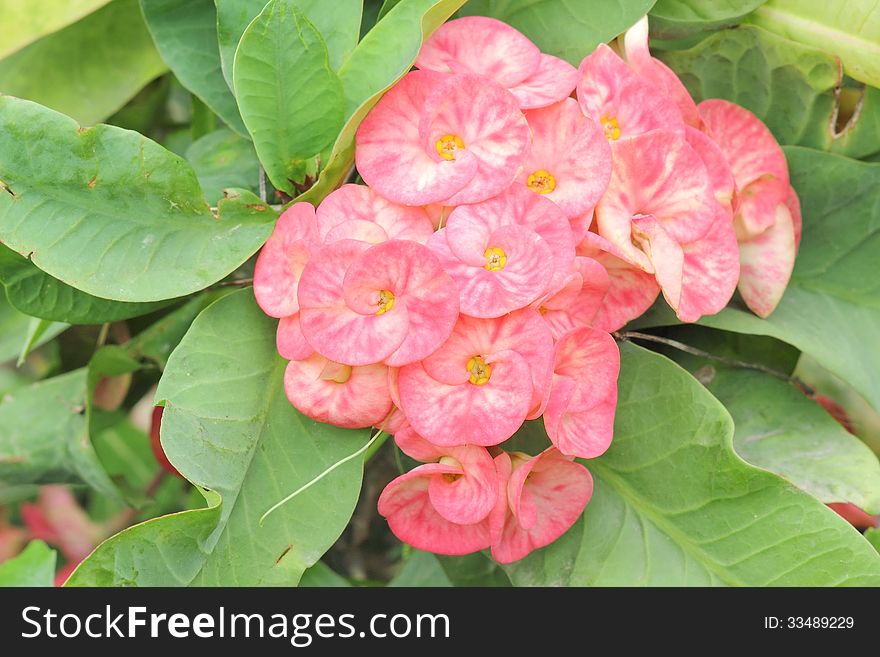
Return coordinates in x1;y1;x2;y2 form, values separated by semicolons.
649;0;767;40
0;96;276;302
0;0;167;125
68;290;369;586
0;540;57;587
233;0;345;192
460;0;658;65
505;344;880;586
0;0;113;60
297;0;466;205
185;128;260;205
699;148;880;413
658;25;880;159
140;0;248;137
746;0;880;87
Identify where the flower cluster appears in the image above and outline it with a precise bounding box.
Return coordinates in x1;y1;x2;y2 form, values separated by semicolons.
254;16;798;563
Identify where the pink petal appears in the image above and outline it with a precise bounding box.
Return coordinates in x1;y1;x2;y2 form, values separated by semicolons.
698;99;789;189
316;184;435;245
394;424;445;462
342;240;460;366
276;313;312;360
356;70;478;205
519;98;612;219
283;354;392;428
379;464;493;555
677;211;740;322
535;256;610;339
428;445;498;525
422;74;531;206
253;203;318;318
631;214;684;311
509;53;579;109
738;203;796;318
577;44;683;140
734;175;790;240
415;16;540;88
685;126;734;206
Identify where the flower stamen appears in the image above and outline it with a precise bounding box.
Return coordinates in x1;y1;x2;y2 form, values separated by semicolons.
526;169;557;194
601;116;621;141
435;134;465;160
467;355;492;386
483;247;507;272
376;289;395;315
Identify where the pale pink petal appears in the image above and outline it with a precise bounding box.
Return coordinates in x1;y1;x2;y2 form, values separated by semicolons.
685;126;734;206
379;464;493;555
378;405;407;435
535;256;610;339
738;203;796;318
734;175;789;240
677;211;740;322
428;445;498;525
423;74;531;206
324;219;389;244
519;98;612;219
394;424;445;462
253;203;317;318
698;99;789;189
509;54;579;109
577;44;683;140
356;70;478;205
316;184;434;245
632;214;684;311
415;16;540;88
276;314;312;360
283;354;392;428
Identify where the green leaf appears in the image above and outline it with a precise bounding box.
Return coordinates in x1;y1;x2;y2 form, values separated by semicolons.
0;294;67;364
389;550;452;587
0;96;277;302
0;0;113;59
699;148;880;414
0;244;170;323
216;0;363;87
0;541;56;587
746;0;880;87
704;368;880;514
437;553;511;586
233;0;345;192
299;561;352;587
140;0;248;136
0;368;117;496
657;26;880;158
505;343;880;586
0;0;167;125
298;0;465;205
185;128;260;205
68;290;370;586
17;318;68;366
460;0;657;65
867;528;880;553
649;0;767;40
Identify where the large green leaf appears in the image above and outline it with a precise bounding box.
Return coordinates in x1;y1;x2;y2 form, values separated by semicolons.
185;128;260;204
700;148;880;414
233;0;345;193
298;0;465;205
0;294;36;363
649;0;767;39
460;0;657;65
747;0;880;87
140;0;248;136
0;0;113;60
0;541;56;587
68;289;370;586
505;344;880;586
0;244;170;323
0;0;167;125
706;368;880;514
0;96;276;302
658;26;880;158
389;550;452;586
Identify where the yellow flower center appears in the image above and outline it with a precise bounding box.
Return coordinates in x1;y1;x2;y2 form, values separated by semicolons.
435;134;465;160
467;356;492;386
376;289;395;315
601;116;621;141
526;169;557;194
438;456;463;482
483;246;507;272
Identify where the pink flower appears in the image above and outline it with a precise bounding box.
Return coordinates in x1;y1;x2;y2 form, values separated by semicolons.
517;98;612;222
532;256;610;339
577;231;661;331
428;184;575;317
398;310;554;446
490;449;593;564
298;239;459;366
544;327;619;458
355;70;530;206
316;184;434;245
416;16;578;110
378;429;499;555
577;44;683;142
698;99;797;317
283;353;392;428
